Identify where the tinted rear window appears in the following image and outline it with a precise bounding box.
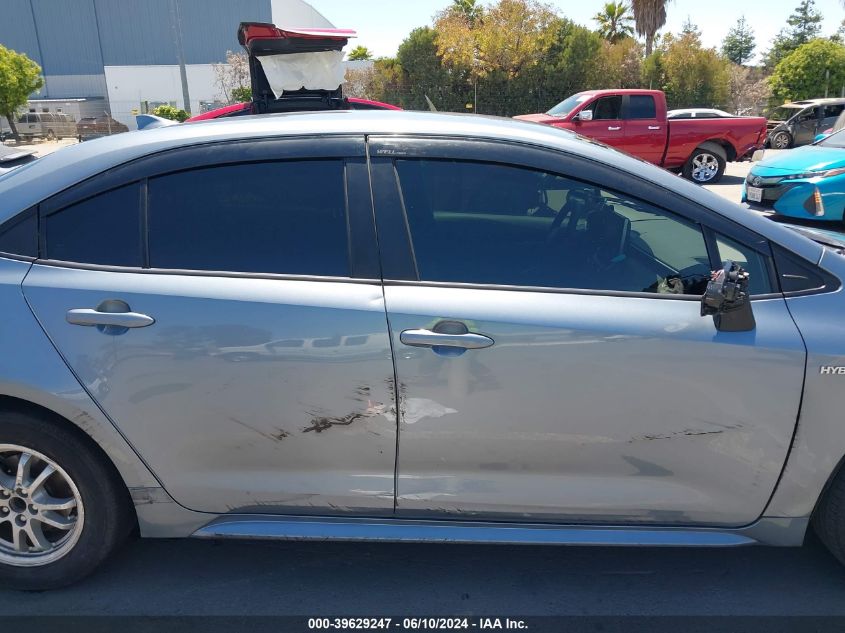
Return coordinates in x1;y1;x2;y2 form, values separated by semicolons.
45;183;142;266
147;160;349;276
628;95;657;119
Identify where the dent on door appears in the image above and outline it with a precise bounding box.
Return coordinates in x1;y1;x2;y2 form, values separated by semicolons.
386;286;805;526
23;265;398;516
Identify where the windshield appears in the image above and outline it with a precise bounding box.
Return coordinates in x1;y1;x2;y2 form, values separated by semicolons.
819;129;845;148
547;93;592;117
768;106;802;121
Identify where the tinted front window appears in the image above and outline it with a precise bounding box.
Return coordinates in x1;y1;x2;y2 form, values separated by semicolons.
716;234;772;295
45;183;142;266
547;93;592;117
627;95;656;119
148;160;349;276
395;159;712;295
590;96;623;120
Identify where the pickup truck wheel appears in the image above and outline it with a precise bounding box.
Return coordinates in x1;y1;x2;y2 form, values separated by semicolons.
683;148;726;184
771;131;792;150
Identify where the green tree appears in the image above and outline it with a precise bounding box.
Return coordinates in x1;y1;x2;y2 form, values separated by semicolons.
593;2;634;43
396;27;471;111
231;86;251;102
681;17;701;38
151;104;190;122
656;31;730;108
642;49;664;89
631;0;668;56
0;45;43;141
528;19;604;113
764;0;824;68
451;0;483;24
590;37;644;88
788;0;823;44
722;16;756;65
769;39;845;103
348;45;373;61
436;0;557;80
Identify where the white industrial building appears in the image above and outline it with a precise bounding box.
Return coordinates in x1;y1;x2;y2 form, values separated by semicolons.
2;0;336;129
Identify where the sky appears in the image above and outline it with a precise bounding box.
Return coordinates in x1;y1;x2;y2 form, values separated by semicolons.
306;0;845;63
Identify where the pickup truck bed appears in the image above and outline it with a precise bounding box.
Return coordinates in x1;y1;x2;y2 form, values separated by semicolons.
517;90;767;184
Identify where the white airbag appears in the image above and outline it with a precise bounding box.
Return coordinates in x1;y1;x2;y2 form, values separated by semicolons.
257;50;345;97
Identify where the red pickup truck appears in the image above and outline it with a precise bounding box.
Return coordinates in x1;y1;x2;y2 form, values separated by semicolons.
516;89;767;184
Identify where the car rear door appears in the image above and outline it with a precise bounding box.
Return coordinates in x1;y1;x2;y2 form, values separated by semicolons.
22;137;398;516
620;94;664;164
793;107;820;145
369;136;806;527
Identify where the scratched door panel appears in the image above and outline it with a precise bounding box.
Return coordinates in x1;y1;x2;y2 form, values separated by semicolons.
386;286;805;526
24;266;397;515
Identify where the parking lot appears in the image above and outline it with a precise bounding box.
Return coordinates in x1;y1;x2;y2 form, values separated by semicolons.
2;534;845;621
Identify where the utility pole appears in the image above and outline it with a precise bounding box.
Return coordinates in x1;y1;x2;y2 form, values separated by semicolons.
170;0;191;113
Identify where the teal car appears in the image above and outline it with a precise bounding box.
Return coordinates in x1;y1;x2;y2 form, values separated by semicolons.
744;129;845;220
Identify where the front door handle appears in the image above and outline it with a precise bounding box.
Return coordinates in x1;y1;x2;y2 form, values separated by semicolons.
400;329;494;350
648;125;661;130
66;308;155;328
607;126;621;131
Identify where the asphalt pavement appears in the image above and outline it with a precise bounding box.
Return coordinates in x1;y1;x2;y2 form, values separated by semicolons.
3;534;845;617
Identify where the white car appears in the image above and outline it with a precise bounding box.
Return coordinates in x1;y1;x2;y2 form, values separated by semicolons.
667;108;735;119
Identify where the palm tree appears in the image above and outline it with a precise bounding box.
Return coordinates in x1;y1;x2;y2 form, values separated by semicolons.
631;0;669;56
594;2;635;43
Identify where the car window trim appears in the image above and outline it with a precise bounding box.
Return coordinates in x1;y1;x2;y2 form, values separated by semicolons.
369;136;779;300
30;260;381;285
35;140;377;281
40;135;365;215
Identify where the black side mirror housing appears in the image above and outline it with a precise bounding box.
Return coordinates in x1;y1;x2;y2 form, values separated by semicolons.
701;261;756;332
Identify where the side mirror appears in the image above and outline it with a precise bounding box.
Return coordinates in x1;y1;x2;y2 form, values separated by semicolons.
576;109;593;122
700;261;755;332
814;133;828;143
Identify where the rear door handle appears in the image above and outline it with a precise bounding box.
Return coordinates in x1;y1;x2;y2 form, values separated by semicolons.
66;308;155;328
400;329;494;350
648;125;661;130
607;126;621;131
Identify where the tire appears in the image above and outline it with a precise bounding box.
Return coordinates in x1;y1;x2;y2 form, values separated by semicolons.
45;129;55;141
814;464;845;565
0;410;133;590
770;131;793;150
682;146;727;184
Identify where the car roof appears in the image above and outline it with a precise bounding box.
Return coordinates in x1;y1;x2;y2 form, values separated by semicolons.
784;98;845;107
0;110;821;262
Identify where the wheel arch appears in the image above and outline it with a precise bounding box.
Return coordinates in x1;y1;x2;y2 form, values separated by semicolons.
694;139;732;162
0;386;161;496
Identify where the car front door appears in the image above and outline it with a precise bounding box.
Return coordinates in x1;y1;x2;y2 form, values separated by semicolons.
22;137;398;516
573;96;625;150
792;107;820;145
370;137;806;527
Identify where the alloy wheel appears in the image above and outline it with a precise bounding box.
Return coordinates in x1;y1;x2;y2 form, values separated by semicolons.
690;153;720;183
772;133;790;149
0;445;84;567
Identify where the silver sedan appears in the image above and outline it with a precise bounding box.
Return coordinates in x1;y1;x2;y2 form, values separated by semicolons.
1;111;845;589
